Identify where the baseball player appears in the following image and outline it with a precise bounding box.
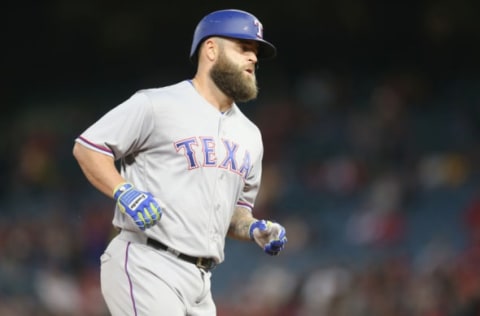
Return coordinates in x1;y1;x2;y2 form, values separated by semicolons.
73;8;287;315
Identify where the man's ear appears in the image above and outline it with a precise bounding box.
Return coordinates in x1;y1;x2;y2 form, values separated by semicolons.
204;38;218;62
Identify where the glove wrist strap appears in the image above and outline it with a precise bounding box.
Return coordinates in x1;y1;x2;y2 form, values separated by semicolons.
249;220;266;240
113;182;133;200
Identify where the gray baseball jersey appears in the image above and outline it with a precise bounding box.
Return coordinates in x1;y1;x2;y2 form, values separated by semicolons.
75;80;263;263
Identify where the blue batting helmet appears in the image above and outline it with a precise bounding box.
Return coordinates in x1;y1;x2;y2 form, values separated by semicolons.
190;9;276;60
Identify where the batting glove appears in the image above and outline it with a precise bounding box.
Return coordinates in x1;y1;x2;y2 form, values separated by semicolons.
249;220;287;256
113;182;162;231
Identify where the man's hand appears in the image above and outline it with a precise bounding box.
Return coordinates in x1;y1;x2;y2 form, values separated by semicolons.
113;183;162;231
249;220;287;255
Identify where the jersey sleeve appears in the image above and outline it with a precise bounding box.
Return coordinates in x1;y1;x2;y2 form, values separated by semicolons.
236;146;263;213
75;92;154;159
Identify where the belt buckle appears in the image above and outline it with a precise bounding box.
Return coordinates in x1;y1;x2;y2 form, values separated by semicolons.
196;257;216;271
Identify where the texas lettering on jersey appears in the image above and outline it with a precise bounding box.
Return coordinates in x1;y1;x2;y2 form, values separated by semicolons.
174;136;252;180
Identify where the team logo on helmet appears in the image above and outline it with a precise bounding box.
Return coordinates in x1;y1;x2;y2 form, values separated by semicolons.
254;19;264;39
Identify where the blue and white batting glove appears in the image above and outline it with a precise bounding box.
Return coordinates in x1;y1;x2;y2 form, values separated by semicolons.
113;182;162;231
249;220;287;256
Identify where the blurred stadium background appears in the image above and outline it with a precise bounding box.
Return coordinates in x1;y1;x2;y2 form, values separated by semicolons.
2;1;480;315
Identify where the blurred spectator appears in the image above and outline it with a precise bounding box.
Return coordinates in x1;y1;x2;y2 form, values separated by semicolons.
345;172;407;248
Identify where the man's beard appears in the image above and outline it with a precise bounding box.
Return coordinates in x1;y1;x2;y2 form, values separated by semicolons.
209;51;258;103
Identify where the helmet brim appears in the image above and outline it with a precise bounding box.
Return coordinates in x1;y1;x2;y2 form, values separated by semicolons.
257;39;277;59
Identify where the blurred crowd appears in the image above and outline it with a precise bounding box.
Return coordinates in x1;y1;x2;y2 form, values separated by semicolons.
1;66;479;315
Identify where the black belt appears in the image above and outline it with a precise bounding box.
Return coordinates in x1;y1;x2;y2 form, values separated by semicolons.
146;238;217;271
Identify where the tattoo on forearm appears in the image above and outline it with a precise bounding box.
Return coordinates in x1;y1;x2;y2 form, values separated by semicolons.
237;221;251;239
229;207;255;240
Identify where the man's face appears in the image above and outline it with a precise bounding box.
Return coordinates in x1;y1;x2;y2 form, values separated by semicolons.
209;40;258;103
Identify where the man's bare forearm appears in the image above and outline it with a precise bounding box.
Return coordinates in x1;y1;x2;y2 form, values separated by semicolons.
73;142;125;198
228;206;257;240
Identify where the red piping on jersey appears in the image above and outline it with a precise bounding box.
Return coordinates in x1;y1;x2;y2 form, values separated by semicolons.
77;136;113;155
